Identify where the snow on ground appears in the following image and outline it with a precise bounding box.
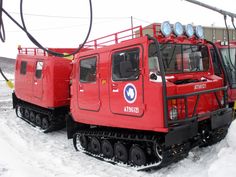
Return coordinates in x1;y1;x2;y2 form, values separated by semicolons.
0;75;236;177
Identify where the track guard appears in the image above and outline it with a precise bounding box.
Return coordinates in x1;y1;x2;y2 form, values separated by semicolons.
66;114;76;139
165;120;198;146
211;108;232;129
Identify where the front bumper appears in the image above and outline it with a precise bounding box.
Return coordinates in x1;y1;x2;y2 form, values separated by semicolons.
165;108;233;146
210;108;232;129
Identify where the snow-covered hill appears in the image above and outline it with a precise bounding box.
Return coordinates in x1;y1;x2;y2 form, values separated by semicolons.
0;76;236;177
0;57;15;74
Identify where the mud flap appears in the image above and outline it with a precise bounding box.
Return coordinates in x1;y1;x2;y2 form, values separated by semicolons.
211;108;232;130
66;114;76;139
12;92;17;109
165;120;198;146
66;114;89;139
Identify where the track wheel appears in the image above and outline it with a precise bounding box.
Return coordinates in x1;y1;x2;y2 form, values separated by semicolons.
35;114;42;127
29;111;36;123
114;142;128;163
130;145;146;166
16;105;24;117
20;107;24;116
101;140;113;159
79;135;88;150
41;117;50;130
24;109;30;120
154;142;163;162
90;137;101;154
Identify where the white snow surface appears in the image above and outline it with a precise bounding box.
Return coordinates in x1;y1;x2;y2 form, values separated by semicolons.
0;76;236;177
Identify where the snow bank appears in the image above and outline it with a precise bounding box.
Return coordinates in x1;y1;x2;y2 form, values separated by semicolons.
227;120;236;148
208;121;236;177
0;73;14;81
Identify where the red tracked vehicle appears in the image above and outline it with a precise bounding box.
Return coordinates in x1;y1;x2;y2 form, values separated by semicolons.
67;22;232;169
12;47;90;132
210;41;236;109
11;22;233;170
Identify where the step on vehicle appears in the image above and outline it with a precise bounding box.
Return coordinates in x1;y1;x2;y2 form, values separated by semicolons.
67;22;233;170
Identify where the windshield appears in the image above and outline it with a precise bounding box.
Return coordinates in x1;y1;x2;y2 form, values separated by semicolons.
148;43;210;74
220;48;236;86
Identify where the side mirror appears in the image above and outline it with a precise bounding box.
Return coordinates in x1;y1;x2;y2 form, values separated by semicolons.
150;73;157;80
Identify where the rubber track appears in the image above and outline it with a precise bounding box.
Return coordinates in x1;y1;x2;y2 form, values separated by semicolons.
74;129;191;171
16;102;65;133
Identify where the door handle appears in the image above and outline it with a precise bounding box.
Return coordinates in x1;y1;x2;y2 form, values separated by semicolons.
79;85;84;92
112;83;119;92
112;83;118;88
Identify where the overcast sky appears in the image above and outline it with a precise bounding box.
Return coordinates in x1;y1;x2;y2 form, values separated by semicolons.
0;0;235;58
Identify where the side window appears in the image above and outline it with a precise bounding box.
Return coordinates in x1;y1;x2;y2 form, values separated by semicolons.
112;48;140;81
20;61;27;75
80;57;97;83
210;49;222;76
35;61;43;79
148;43;160;73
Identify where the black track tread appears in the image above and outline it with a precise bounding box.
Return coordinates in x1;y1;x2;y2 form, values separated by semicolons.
74;129;190;171
200;126;229;148
16;101;65;133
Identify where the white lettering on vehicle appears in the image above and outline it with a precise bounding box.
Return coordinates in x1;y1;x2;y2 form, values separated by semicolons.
194;84;206;90
124;106;139;113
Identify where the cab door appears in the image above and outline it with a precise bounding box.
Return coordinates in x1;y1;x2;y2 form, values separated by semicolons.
109;46;144;117
77;56;100;111
33;61;43;99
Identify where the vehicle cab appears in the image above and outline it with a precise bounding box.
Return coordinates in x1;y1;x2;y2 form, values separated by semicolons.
69;22;232;146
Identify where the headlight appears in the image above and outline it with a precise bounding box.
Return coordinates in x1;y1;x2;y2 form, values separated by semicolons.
173;22;184;37
195;25;204;39
185;24;194;37
220;41;228;46
169;106;178;120
161;21;172;37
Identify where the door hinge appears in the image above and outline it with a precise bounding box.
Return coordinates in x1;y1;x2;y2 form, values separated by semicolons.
140;68;145;75
142;104;147;111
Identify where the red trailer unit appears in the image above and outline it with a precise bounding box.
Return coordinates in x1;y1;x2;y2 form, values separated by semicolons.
13;47;76;132
67;22;232;169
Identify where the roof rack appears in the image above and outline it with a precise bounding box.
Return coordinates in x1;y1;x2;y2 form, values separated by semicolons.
18;24;162;55
83;24;162;49
17;47;91;56
18;46;47;56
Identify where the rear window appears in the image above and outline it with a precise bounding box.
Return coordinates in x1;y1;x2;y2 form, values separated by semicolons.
79;57;97;83
20;61;27;75
35;61;43;79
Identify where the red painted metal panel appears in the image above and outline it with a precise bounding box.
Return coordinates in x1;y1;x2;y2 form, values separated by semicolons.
15;48;73;108
75;55;101;111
